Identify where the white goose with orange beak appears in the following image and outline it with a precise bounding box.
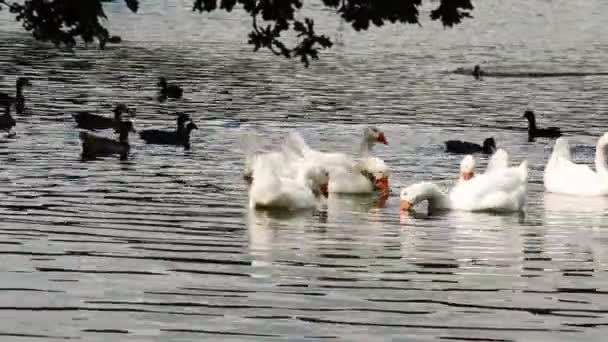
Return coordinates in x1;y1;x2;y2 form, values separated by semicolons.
284;127;390;195
544;133;608;196
459;155;476;182
249;159;330;211
400;150;527;213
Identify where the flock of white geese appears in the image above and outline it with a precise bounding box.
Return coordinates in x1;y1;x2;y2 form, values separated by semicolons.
243;127;608;214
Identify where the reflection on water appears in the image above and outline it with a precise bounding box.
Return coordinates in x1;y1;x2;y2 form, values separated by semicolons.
1;0;608;340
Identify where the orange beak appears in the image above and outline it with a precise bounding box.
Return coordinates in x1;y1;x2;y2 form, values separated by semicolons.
462;171;474;181
374;175;390;195
400;199;412;211
377;132;388;145
320;183;329;198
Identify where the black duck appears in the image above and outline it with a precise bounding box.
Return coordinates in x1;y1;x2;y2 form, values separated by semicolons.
523;110;561;141
0;77;32;114
0;103;16;131
139;113;198;150
73;103;132;131
157;77;183;100
80;120;135;160
445;137;496;154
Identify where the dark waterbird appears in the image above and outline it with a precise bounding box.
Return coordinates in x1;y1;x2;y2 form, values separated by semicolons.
73;104;133;131
0;77;32;114
0;102;16;131
523;110;561;141
473;65;483;80
80;120;136;160
139;113;198;150
445;137;496;154
157;77;183;101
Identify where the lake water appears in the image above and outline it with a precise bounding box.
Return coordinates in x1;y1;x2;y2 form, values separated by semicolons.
1;0;608;340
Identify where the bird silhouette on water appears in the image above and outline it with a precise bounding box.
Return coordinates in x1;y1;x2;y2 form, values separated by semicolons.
80;120;136;160
157;77;183;101
445;137;496;154
73;103;134;131
0;102;16;131
523;110;561;141
0;77;32;114
139;113;198;150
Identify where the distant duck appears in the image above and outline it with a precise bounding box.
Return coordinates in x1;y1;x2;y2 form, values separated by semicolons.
523;110;561;141
0;102;16;131
445;137;496;154
80;120;135;160
157;77;183;101
139;113;198;150
73;104;132;131
0;77;32;114
473;65;483;80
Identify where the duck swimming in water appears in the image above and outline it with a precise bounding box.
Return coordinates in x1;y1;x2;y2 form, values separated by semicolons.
523;110;561;141
0;77;32;114
73;103;133;131
157;77;183;101
445;137;496;155
80;120;136;160
0;102;16;131
139;113;198;150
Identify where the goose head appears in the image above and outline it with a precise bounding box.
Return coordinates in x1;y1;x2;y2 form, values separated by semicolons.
357;157;390;195
459;155;476;181
482;138;496;153
364;126;388;145
305;166;330;198
157;77;168;88
400;182;444;212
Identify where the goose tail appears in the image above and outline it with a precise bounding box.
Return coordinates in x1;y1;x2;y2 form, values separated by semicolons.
284;131;313;158
551;137;571;161
517;160;529;181
485;148;509;173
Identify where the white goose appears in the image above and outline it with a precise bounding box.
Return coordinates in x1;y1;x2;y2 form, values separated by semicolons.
401;150;528;213
249;158;330;211
544;134;608;196
284;127;390;194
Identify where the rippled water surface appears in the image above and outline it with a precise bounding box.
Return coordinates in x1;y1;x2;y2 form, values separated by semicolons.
1;0;608;340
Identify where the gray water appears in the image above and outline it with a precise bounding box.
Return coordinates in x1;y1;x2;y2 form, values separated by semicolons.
1;0;608;340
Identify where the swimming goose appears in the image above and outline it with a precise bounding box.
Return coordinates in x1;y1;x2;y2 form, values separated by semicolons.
401;152;528;213
80;120;135;160
0;77;32;114
157;77;183;100
523;110;561;141
283;128;390;194
445;137;496;154
0;103;16;131
544;134;608;196
249;160;330;211
73;104;133;131
139;113;198;149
